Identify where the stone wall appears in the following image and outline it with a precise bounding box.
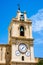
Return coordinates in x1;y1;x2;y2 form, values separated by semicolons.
11;62;38;65
5;45;11;65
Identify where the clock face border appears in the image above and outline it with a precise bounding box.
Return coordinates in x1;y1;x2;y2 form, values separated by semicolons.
15;50;20;56
25;51;30;57
18;43;27;54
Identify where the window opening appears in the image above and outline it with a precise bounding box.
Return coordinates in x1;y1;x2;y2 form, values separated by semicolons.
20;26;24;36
22;56;24;61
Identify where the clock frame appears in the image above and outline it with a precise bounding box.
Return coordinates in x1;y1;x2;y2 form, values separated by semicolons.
18;43;27;54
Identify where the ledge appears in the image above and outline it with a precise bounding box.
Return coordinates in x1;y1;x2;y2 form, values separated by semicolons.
10;36;34;41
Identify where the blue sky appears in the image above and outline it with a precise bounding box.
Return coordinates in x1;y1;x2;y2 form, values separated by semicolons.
0;0;43;58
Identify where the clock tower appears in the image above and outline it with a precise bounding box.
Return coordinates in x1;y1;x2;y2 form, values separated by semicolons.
8;9;38;65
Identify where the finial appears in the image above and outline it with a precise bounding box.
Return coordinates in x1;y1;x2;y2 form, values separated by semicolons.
18;4;20;10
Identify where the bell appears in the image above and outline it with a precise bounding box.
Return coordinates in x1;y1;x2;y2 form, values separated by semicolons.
21;28;23;31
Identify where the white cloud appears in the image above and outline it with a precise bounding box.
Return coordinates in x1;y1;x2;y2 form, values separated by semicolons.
30;9;43;32
34;38;43;44
29;9;43;45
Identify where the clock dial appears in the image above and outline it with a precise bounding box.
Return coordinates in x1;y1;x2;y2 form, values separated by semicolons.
15;50;20;56
19;43;27;53
26;51;30;57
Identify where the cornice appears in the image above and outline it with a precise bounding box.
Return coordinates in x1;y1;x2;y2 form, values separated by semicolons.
11;61;38;64
12;19;32;24
0;44;11;47
10;36;34;41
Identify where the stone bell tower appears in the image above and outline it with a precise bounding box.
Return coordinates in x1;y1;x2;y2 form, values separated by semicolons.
8;8;38;65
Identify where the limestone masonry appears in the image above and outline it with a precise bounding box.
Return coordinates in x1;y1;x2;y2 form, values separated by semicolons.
0;9;39;65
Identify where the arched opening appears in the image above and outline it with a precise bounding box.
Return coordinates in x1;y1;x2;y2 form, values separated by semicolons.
20;14;24;21
20;26;24;36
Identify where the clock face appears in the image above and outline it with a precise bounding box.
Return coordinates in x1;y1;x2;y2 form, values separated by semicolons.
15;50;20;56
26;51;30;57
19;43;27;53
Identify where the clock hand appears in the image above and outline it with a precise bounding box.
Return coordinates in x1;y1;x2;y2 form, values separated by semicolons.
22;47;24;49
